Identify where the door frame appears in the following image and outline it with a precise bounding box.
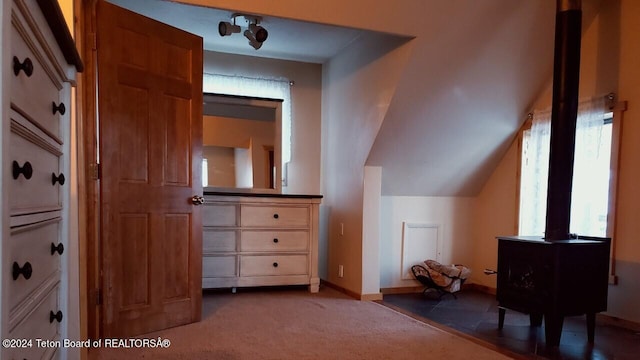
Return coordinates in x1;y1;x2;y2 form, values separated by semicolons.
76;0;101;340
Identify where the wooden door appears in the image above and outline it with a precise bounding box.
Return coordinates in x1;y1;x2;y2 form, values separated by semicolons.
97;1;203;337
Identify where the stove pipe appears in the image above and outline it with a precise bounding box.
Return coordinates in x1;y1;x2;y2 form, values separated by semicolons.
545;0;582;241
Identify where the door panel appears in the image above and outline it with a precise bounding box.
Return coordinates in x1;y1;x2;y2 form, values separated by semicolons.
97;0;203;337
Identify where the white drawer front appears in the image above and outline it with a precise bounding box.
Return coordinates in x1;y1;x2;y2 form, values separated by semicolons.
9;220;62;311
9;127;62;215
203;204;238;226
10;22;63;141
7;285;60;360
241;231;309;252
240;255;308;277
203;256;237;278
241;205;309;227
203;230;237;253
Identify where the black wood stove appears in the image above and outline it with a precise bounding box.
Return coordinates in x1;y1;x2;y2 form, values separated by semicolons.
496;236;609;346
495;0;610;347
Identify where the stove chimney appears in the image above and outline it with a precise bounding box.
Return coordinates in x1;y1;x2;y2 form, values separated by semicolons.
545;0;582;241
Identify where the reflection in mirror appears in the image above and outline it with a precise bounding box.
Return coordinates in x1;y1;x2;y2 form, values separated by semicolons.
202;93;282;192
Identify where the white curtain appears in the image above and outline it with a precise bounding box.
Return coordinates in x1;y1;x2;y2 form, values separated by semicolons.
202;73;292;165
519;109;551;236
519;96;608;237
571;96;608;236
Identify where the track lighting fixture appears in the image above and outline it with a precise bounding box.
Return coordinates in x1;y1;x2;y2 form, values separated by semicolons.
218;13;269;50
248;23;268;43
218;21;240;36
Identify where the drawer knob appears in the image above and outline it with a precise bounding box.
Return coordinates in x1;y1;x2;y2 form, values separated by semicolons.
273;213;279;219
52;172;66;186
273;238;279;243
13;56;34;77
51;242;65;255
49;310;63;323
12;161;33;180
52;102;66;115
272;262;278;268
12;261;32;280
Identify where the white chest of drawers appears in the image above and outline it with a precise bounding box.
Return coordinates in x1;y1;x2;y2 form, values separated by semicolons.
1;1;82;359
203;192;322;292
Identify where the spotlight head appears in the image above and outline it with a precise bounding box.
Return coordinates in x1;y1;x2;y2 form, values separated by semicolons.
244;29;263;50
218;21;240;36
249;23;268;43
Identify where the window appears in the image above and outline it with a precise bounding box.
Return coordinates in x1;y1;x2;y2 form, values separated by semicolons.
518;96;617;238
202;158;209;187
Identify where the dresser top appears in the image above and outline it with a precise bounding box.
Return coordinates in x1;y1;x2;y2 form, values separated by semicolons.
204;190;323;199
36;0;84;72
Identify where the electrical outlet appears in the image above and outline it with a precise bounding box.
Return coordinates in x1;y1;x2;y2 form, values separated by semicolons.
338;265;344;278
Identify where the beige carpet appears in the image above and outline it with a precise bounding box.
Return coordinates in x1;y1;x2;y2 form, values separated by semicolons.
89;286;513;359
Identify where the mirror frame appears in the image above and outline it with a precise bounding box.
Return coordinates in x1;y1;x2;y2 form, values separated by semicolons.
202;93;282;193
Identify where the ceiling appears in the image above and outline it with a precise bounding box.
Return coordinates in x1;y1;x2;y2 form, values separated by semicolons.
105;0;607;198
107;0;365;63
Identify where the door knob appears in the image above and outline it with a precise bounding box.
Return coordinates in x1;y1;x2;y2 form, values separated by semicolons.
191;195;205;205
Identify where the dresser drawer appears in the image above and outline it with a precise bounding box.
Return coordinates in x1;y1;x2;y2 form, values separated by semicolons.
240;255;308;277
203;204;238;226
203;256;237;278
9;125;63;215
203;230;237;253
7;285;60;360
8;220;61;311
10;21;64;141
241;205;309;227
241;231;309;252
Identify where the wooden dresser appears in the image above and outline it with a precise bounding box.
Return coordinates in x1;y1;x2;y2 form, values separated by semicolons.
1;0;82;359
203;192;322;292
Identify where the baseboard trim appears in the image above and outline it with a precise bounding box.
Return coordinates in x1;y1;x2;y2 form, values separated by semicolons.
320;280;382;301
464;283;496;295
597;313;640;332
380;286;422;295
361;293;384;301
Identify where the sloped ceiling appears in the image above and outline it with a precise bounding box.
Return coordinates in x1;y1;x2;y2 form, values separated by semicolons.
366;0;604;196
366;1;557;196
109;0;604;197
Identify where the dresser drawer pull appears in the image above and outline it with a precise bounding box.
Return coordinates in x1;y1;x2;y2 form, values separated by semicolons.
13;56;34;77
52;172;66;186
51;242;65;255
272;262;278;268
12;161;33;180
273;213;279;219
273;238;279;243
12;261;32;280
49;310;63;323
52;101;66;115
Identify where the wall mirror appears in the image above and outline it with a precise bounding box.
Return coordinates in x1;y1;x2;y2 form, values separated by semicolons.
202;93;282;192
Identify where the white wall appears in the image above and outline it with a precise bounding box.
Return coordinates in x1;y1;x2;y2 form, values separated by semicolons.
472;139;519;288
362;166;381;296
203;51;322;194
321;35;411;293
379;196;475;289
606;0;640;323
